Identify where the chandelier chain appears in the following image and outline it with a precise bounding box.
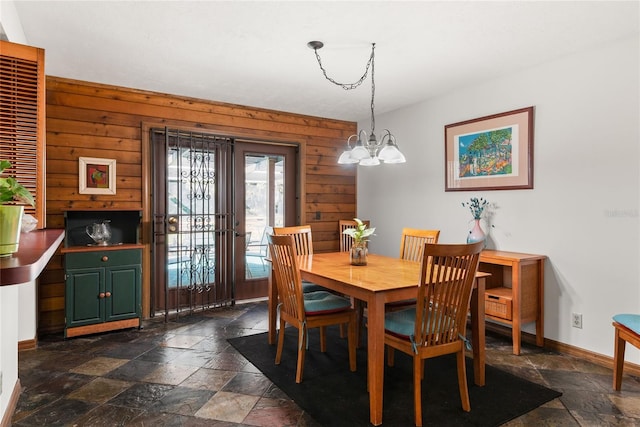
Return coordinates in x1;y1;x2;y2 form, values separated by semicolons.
313;44;376;91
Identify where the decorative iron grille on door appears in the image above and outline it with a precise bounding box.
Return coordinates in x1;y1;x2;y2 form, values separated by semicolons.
151;128;234;318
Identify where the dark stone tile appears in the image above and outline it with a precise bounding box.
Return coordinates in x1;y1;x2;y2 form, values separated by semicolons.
71;403;143;426
13;398;96;426
204;351;249;371
171;349;215;367
27;371;93;396
243;396;303;426
104;359;162;381
221;371;271;396
136;346;187;363
107;382;175;409
149;386;215;416
559;388;622;415
93;340;157;359
502;405;580;426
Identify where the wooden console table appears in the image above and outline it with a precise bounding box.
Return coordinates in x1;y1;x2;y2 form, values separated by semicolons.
479;250;546;355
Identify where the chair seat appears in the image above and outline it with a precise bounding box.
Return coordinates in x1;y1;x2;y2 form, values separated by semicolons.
302;280;327;293
304;291;352;315
385;307;456;342
613;314;640;335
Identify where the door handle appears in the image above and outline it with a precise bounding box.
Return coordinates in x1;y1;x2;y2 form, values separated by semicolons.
168;216;178;233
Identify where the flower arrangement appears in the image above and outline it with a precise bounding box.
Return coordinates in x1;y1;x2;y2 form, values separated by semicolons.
0;160;35;206
462;197;488;220
342;218;375;245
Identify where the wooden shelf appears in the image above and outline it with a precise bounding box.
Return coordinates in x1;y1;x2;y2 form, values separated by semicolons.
479;249;546;355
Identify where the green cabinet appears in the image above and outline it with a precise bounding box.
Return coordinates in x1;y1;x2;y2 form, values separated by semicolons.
64;248;141;337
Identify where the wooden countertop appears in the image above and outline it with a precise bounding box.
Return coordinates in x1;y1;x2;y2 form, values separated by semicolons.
0;229;65;286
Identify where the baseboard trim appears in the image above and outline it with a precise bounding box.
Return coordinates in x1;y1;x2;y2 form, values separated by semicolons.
65;318;140;338
0;379;21;427
485;322;640;377
18;338;37;351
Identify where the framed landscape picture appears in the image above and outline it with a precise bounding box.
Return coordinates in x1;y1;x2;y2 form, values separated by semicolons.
445;106;534;191
79;157;116;195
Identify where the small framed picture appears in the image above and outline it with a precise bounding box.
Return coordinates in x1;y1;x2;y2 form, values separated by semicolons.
445;107;534;191
79;157;116;195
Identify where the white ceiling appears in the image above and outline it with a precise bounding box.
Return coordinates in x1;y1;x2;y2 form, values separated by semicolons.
10;1;640;122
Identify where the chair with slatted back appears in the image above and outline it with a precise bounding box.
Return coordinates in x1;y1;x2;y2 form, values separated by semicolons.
339;219;371;252
273;225;326;293
267;234;357;383
386;228;441;311
400;228;441;261
612;314;640;390
384;241;484;426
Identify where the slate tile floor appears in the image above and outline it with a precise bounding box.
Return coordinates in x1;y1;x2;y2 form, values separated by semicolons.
12;301;640;426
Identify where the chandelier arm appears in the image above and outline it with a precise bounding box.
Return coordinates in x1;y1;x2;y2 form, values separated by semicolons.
312;44;375;91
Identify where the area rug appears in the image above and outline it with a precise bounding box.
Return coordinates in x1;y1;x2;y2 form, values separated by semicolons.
229;327;561;426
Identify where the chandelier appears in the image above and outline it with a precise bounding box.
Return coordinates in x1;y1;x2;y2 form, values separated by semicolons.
307;41;406;166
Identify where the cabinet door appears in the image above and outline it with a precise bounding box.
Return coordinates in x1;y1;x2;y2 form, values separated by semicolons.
105;264;140;322
66;268;104;327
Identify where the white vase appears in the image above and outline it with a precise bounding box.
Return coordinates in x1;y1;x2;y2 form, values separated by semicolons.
467;219;486;245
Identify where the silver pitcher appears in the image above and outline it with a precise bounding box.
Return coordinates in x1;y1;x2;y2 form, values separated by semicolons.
86;220;112;245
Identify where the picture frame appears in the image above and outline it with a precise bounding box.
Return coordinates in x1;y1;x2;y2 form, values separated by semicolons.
79;157;116;195
445;106;534;191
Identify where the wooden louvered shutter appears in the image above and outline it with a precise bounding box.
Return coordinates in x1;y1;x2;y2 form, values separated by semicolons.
0;41;45;227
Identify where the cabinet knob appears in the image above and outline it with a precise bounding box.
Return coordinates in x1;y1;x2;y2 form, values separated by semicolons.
99;292;105;298
168;225;177;232
168;216;178;224
105;292;111;298
101;256;109;262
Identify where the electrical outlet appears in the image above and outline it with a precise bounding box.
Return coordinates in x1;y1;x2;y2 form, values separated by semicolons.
572;313;583;329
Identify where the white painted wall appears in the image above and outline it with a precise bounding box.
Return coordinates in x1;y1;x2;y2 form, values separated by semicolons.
0;0;27;43
0;285;19;418
358;36;640;362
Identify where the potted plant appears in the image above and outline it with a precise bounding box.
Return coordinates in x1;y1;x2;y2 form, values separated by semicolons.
342;218;375;266
0;160;36;256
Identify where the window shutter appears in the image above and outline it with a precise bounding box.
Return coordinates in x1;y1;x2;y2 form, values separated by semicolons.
0;41;45;227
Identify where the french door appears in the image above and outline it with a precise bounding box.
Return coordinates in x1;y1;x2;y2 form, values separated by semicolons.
151;128;297;317
234;141;297;300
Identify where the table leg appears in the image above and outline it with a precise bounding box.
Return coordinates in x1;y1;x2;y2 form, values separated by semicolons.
470;276;486;386
367;295;385;426
268;267;277;345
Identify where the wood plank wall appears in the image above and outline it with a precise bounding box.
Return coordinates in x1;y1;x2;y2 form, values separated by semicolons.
39;76;357;334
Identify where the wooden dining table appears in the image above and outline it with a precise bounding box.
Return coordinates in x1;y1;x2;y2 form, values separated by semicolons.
266;251;489;426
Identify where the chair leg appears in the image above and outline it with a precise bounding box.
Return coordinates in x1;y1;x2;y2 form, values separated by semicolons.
275;319;286;365
613;326;626;391
354;299;366;348
296;326;307;383
320;326;327;352
348;316;357;372
456;349;471;412
413;355;423;427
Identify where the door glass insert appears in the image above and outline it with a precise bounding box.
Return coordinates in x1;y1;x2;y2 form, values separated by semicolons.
244;154;285;279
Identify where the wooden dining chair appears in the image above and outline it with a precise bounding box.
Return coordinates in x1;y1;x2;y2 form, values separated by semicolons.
399;228;441;261
612;313;640;390
386;228;441;311
272;225;326;293
267;234;357;383
384;241;484;426
339;219;371;252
